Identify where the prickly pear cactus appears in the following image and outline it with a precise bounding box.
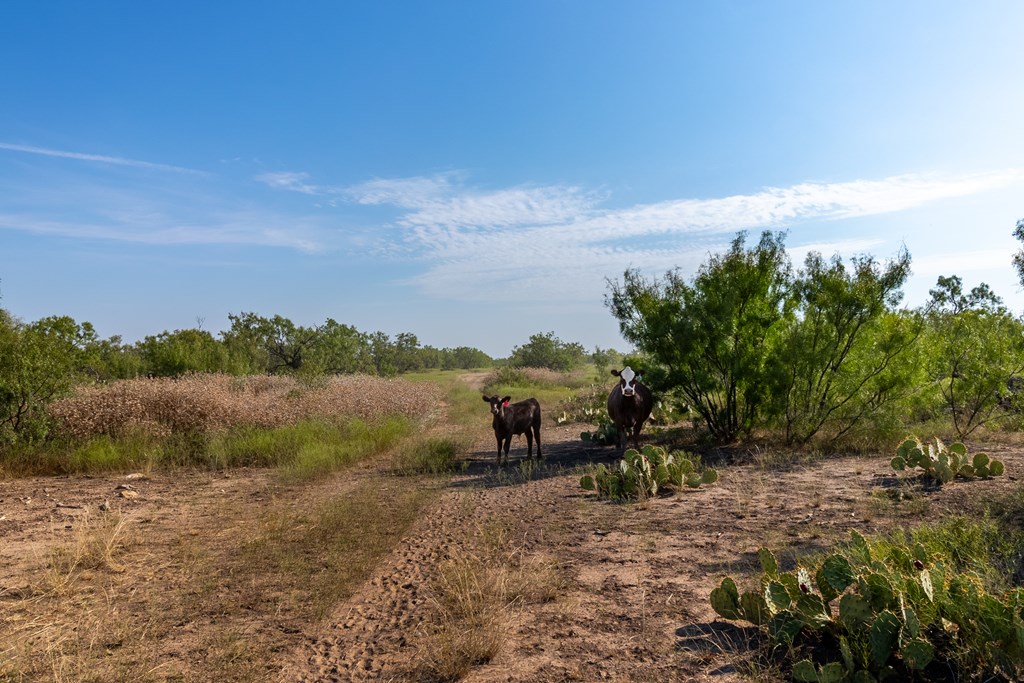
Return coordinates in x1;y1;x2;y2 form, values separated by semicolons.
710;577;742;620
708;530;1024;681
579;445;719;501
891;435;1005;484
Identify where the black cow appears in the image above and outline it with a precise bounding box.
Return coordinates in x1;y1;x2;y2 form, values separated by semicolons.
607;367;653;450
482;395;542;466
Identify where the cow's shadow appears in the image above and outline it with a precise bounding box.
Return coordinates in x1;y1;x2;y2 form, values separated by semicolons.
454;434;625;489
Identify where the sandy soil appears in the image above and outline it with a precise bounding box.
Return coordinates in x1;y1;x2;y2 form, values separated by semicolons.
2;411;1022;682
275;426;1024;682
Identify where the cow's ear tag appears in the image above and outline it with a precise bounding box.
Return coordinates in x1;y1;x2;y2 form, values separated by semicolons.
503;400;509;407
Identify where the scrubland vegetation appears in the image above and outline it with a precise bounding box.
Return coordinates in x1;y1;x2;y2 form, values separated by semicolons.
3;225;1024;681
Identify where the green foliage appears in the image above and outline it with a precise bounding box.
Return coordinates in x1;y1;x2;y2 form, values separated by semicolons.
608;230;792;442
1012;217;1024;290
579;445;717;501
485;366;534;389
0;313;101;446
608;232;923;447
441;346;493;370
710;526;1024;682
305;318;375;374
222;311;324;375
508;331;587;371
890;435;1005;484
590;346;624;376
774;249;918;446
923;275;1024;438
557;384;606;424
580;415;619;446
220;312;491;378
137;328;231;377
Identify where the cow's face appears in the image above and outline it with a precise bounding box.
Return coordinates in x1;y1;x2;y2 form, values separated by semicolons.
612;367;640;397
483;395;512;415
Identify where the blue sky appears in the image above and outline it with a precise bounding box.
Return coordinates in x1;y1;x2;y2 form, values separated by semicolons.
2;2;1023;358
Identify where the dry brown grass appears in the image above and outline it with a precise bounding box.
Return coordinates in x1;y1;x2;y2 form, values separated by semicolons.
416;518;566;682
48;373;443;439
1;512;154;682
0;471;445;683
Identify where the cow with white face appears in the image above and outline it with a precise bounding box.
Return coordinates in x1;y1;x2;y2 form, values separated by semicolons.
607;366;654;450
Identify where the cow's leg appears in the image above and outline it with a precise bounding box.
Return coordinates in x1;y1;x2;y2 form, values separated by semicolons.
534;424;542;459
631;422;643;449
502;437;511;466
495;436;503;465
525;430;534;459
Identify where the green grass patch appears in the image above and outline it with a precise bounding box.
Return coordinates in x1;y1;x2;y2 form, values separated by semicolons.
393;435;469;475
7;417;413;478
274;417;411;481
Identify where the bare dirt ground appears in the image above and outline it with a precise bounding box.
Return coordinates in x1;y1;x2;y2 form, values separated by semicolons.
3;405;1023;681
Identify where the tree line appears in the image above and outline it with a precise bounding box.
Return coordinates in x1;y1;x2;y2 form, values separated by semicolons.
0;301;608;446
608;223;1024;446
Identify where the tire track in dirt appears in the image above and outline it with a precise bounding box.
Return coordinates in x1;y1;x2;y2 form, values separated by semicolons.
278;424;1024;682
277;465;557;681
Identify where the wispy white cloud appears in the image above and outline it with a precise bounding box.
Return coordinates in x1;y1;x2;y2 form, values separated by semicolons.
345;174;459;207
0;142;204;175
254;171;323;195
0;211;325;252
350;169;1024;302
7;152;1023;290
0;167;328;252
266;170;603;229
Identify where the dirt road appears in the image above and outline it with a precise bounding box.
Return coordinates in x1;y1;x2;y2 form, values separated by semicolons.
277;424;1024;682
4;412;1021;682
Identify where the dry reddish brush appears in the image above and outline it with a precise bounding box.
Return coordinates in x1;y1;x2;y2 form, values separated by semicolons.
49;373;443;439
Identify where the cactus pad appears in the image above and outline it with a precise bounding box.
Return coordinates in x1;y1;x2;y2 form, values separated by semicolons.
710;578;741;620
758;547;780;576
902;637;935;671
820;554;856;593
868;610;900;668
740;591;770;625
839;594;873;628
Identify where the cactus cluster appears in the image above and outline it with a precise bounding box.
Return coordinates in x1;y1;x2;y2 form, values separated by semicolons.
890;436;1004;484
710;531;1024;681
579;445;718;501
579;414;619;445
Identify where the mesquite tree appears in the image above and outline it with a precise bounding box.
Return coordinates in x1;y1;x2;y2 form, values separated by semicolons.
925;275;1024;438
774;248;919;445
1013;217;1024;288
607;231;792;442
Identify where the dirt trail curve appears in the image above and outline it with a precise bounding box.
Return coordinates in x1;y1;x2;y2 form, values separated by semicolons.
277;405;1024;681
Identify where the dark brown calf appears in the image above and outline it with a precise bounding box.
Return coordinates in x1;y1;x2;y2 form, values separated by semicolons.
482;395;542;466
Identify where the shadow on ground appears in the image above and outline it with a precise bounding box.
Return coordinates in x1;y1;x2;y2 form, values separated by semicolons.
455;431;624;489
